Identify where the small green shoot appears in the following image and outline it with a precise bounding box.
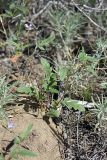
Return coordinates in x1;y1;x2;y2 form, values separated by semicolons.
41;58;58;94
17;85;33;95
36;33;55;50
56;64;68;81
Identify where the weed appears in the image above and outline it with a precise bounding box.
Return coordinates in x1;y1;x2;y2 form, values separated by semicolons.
17;58;85;117
96;38;107;69
5;31;26;55
48;10;83;43
0;76;16;120
0;0;29;55
100;82;107;89
40;58;58;94
2;1;28;18
62;98;85;112
91;82;107;128
0;124;37;160
36;32;55;51
92;96;107;129
65;48;100;100
48;10;85;58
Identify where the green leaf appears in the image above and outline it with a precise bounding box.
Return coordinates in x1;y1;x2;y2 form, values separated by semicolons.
19;124;33;141
78;51;88;62
36;33;55;50
42;81;48;90
4;10;13;17
14;136;20;144
78;48;94;63
16;147;38;157
10;3;15;10
48;87;59;94
62;98;85;112
0;154;4;160
46;108;60;117
57;65;67;81
10;146;19;159
17;85;32;94
41;58;50;71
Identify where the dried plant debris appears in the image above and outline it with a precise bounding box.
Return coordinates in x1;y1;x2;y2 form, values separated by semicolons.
61;108;107;160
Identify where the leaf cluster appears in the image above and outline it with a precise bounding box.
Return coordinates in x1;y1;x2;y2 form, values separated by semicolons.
0;77;16;119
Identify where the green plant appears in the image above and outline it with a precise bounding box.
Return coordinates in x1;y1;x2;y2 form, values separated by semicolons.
96;38;107;68
63;48;100;100
0;0;29;55
17;58;59;111
36;32;55;51
17;82;44;106
40;58;59;94
17;58;85;117
48;10;85;57
49;10;83;42
5;30;31;55
0;124;37;160
46;97;86;118
62;98;85;112
56;63;68;82
2;0;28;18
92;96;107;129
5;32;24;55
100;82;107;89
0;76;16;120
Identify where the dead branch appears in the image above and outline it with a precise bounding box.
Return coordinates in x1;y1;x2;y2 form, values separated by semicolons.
71;0;107;33
31;1;68;21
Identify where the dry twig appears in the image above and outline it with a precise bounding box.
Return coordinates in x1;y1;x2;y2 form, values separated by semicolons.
31;1;68;21
71;0;107;33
